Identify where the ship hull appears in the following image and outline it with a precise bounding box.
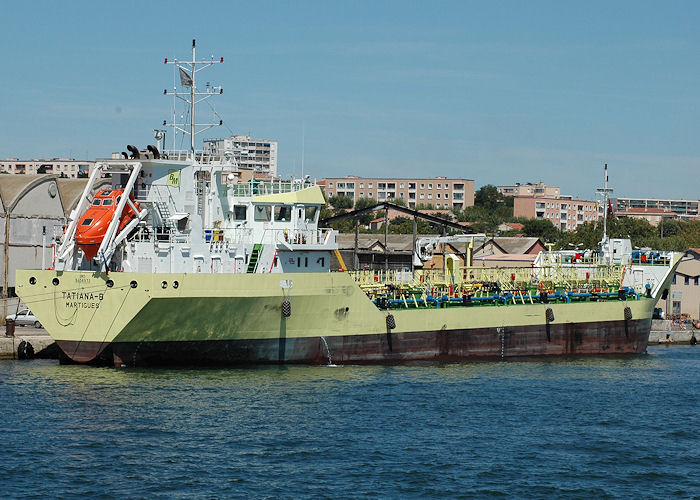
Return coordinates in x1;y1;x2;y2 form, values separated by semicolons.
16;270;659;368
56;317;650;367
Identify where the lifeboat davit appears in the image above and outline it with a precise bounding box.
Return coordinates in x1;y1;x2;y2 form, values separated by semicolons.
75;189;140;261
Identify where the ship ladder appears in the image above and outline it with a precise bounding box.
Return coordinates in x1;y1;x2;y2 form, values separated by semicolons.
247;244;262;273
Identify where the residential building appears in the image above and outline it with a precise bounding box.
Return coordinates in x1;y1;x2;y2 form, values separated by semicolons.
334;233;467;271
203;134;278;176
613;197;699;219
472;237;546;268
615;207;677;227
319;176;475;209
497;182;560;198
513;196;599;231
657;249;700;320
0;158;94;178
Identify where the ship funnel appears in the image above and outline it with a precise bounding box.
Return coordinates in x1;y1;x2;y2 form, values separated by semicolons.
147;145;161;159
126;145;140;159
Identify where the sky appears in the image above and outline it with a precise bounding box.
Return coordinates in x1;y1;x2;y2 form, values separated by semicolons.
1;0;700;200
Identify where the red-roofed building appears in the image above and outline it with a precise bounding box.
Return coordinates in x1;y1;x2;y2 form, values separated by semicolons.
614;207;677;227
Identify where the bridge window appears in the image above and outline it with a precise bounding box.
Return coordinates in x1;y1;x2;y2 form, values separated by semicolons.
274;205;292;222
254;205;271;222
92;199;101;206
103;199;113;206
305;206;318;223
233;205;247;221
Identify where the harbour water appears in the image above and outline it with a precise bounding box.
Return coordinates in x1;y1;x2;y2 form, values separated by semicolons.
1;346;698;498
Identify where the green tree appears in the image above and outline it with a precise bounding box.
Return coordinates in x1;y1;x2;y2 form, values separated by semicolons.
328;195;353;210
522;218;561;243
388;197;406;207
388;217;436;234
354;197;378;226
658;219;683;238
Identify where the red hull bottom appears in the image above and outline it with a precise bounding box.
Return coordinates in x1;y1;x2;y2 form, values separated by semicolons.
56;318;651;367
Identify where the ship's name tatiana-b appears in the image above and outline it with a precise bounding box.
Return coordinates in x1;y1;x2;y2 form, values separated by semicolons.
62;291;104;309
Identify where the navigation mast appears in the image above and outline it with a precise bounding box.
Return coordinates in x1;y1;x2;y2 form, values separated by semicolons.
596;163;614;245
164;40;224;153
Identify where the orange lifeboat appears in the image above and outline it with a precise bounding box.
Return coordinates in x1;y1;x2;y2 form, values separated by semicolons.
75;189;140;261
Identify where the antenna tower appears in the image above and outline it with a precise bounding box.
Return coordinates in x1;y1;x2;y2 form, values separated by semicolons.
163;40;224;153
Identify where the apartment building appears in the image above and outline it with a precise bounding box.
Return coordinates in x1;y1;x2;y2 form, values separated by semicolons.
320;176;475;209
513;196;599;231
0;158;94;178
203;134;278;177
497;182;560;198
658;248;700;320
615;208;677;227
613;197;699;219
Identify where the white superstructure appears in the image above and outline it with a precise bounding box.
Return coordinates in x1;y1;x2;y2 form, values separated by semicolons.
52;41;337;276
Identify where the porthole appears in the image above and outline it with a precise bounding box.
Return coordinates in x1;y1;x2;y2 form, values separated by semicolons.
29;277;36;285
52;278;60;286
172;281;179;289
130;280;138;289
106;280;114;288
161;281;168;289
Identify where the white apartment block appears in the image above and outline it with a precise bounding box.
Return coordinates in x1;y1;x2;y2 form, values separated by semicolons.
203;134;278;177
0;158;94;178
498;182;561;198
320;176;475;209
613;197;699;219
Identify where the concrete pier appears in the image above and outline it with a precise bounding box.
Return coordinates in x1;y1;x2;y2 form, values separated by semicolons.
649;319;699;345
0;328;58;360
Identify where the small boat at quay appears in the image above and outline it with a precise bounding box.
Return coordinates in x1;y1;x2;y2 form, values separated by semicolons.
16;42;683;367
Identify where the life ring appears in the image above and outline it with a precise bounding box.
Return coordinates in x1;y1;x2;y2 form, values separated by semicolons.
538;282;544;291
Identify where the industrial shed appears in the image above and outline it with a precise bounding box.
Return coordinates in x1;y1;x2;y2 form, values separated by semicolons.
0;175;109;302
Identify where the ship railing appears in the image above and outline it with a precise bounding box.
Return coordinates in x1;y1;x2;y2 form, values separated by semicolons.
349;269;416;286
349;265;626;294
465;265;624;291
227;179;315;197
271;228;318;245
536;250;672;267
129;225;191;244
223;227;333;246
220;227;254;245
160;150;236;165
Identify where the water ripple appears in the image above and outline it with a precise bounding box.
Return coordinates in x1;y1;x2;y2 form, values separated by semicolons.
1;346;699;498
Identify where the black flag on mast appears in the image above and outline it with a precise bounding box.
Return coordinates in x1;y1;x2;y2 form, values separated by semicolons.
179;67;193;87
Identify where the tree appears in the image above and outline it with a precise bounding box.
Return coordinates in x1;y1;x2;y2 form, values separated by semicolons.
354;197;378;226
354;197;378;211
522;218;561;243
658;219;683;238
388;197;406;207
388;217;435;234
328;195;353;211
